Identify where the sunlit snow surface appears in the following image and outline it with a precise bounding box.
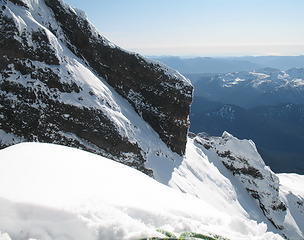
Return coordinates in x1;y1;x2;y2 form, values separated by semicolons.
0;142;285;240
278;174;304;235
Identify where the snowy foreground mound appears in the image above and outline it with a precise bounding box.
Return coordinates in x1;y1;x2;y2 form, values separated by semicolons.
0;142;293;240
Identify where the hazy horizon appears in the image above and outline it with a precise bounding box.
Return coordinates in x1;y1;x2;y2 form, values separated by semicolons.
147;54;304;58
64;0;304;56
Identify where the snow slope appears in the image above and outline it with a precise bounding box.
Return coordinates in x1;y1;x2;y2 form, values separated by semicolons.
0;142;285;240
170;135;304;240
278;174;304;235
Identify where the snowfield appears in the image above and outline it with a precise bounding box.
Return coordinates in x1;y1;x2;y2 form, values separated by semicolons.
0;142;288;240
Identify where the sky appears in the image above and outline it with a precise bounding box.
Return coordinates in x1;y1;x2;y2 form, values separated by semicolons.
64;0;304;57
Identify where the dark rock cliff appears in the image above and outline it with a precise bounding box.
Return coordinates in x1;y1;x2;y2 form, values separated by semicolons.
44;0;193;155
0;0;193;175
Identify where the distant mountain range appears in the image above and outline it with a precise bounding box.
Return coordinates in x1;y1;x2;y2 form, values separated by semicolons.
192;67;304;108
189;67;304;174
152;56;304;74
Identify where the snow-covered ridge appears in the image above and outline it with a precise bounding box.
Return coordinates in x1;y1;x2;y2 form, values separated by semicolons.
170;133;304;240
0;142;287;240
1;130;303;239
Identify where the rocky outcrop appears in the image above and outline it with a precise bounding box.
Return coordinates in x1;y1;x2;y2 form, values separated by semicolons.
193;132;289;236
43;0;193;155
0;0;192;175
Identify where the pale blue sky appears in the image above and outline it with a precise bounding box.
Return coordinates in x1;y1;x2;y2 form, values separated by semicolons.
64;0;304;56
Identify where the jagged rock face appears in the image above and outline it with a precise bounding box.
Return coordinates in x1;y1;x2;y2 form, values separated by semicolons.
0;0;192;175
43;0;193;155
193;132;289;235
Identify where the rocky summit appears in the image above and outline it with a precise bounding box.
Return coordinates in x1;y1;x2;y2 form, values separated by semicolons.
0;0;192;175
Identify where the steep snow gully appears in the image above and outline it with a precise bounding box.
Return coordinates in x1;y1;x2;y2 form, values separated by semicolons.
0;0;304;240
